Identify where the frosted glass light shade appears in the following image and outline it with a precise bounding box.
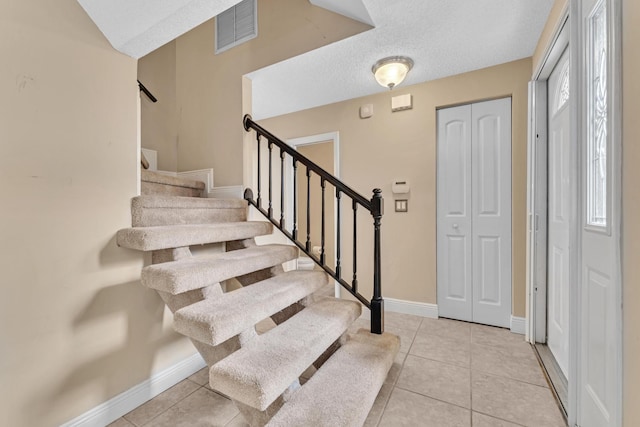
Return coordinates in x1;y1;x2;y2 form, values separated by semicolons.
372;56;414;89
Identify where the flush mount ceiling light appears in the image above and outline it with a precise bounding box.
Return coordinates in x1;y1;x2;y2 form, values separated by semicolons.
372;56;414;89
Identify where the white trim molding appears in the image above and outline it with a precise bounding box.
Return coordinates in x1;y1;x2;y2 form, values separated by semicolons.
208;185;244;199
385;298;438;319
60;353;206;427
510;316;526;335
178;168;214;194
357;299;438;320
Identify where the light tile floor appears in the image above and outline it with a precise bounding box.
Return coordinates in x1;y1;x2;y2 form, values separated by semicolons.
108;312;567;427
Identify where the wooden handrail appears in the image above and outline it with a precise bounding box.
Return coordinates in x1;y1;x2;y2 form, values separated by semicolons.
137;80;157;103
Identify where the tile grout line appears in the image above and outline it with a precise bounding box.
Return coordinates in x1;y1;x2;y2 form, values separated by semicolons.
136;383;204;427
375;317;423;427
402;318;421;356
470;369;567;427
470;328;552;390
472;409;528;427
405;350;471;370
472;366;553;390
393;384;472;413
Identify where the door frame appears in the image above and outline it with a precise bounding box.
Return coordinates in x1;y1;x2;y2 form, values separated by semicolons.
526;1;623;425
285;131;340;297
527;9;570;346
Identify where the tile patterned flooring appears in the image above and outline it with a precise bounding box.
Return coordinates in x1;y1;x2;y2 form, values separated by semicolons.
108;312;567;427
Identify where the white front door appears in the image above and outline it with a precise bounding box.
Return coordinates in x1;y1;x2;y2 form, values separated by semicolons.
437;98;512;328
577;0;621;425
546;47;571;377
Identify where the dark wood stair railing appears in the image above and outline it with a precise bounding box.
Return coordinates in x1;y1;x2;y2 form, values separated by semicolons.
243;114;385;334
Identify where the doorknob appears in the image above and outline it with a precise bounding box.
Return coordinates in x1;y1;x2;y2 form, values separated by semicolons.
453;223;459;229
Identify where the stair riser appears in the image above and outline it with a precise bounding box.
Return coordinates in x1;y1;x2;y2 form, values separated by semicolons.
133;207;247;227
141;170;205;197
142;181;203;197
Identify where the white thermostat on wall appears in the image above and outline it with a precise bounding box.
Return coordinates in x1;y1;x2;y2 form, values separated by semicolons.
360;103;374;119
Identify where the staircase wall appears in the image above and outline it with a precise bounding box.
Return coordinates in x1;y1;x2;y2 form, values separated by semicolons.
138;40;179;172
0;1;196;426
172;0;372;187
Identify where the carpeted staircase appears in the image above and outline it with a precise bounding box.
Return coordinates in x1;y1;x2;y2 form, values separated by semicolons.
117;171;399;426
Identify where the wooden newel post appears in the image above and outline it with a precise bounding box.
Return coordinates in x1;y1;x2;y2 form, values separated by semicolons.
370;188;384;334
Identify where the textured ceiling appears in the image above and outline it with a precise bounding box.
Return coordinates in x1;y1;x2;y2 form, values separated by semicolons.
248;0;554;120
77;0;369;59
77;0;553;118
309;0;374;26
77;0;241;58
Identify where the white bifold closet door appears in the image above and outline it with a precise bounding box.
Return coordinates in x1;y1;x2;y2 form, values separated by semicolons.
437;98;512;328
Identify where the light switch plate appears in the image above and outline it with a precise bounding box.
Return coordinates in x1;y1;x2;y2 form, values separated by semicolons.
395;199;408;212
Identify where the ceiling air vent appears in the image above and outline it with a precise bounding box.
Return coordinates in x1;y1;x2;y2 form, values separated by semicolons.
215;0;257;54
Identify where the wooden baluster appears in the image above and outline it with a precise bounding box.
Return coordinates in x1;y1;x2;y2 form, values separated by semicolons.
293;159;298;241
352;199;358;293
268;140;273;217
336;189;342;279
320;178;326;265
306;167;311;252
256;134;262;209
280;148;285;228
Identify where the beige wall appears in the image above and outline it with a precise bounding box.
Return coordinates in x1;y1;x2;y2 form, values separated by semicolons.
138;41;179;172
532;0;569;73
0;1;196;426
622;1;640;425
259;58;531;316
175;0;370;186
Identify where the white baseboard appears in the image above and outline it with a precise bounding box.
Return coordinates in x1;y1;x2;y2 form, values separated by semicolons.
60;353;206;427
510;316;526;335
386;297;438;318
359;298;438;320
208;185;244;199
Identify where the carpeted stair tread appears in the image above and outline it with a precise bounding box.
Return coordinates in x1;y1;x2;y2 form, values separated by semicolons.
116;222;272;251
209;298;361;411
132;195;247;226
174;270;330;345
142;244;299;294
266;329;400;427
